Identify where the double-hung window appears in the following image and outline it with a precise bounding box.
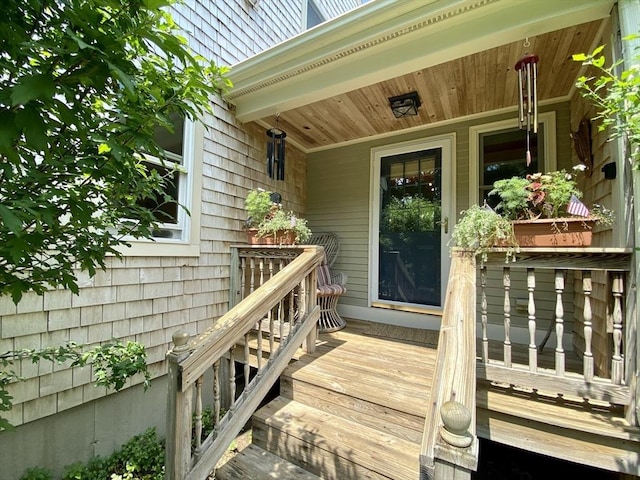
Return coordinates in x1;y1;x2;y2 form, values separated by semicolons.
121;113;202;256
470;112;556;207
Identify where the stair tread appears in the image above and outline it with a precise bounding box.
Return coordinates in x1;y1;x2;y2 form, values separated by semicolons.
253;396;421;480
477;408;640;475
215;443;321;480
281;377;424;443
478;383;640;441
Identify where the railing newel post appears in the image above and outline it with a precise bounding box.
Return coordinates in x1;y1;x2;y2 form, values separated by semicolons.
165;330;194;480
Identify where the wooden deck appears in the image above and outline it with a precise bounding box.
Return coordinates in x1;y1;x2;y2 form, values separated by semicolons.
216;319;640;479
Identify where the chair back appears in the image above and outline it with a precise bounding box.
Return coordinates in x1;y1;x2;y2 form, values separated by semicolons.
307;232;340;268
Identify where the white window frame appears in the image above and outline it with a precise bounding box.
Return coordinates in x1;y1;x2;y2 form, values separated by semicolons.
115;119;202;257
468;111;556;206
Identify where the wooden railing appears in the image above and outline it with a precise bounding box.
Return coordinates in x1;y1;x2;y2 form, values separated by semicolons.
165;245;324;480
421;249;479;480
477;248;634;420
420;247;636;479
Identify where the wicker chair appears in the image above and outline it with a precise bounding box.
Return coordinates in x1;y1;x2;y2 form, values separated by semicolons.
307;233;347;332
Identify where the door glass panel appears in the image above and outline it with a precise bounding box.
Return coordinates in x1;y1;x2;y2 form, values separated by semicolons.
378;148;442;306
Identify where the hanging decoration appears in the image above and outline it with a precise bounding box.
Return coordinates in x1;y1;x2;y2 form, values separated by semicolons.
515;41;539;167
266;114;286;181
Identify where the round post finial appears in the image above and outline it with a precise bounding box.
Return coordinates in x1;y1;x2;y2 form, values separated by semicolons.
440;400;473;448
172;330;191;353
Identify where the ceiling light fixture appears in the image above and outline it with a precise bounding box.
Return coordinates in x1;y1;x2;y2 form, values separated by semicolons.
388;91;421;118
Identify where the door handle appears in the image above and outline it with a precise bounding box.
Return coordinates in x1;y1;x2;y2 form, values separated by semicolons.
442;216;448;234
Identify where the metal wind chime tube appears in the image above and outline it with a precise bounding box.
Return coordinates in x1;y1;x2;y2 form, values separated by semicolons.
266;114;286;181
515;52;539;166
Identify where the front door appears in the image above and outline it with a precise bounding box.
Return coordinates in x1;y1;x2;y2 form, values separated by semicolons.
370;135;453;311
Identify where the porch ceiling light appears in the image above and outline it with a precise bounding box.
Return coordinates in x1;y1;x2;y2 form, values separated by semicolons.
388;91;421;118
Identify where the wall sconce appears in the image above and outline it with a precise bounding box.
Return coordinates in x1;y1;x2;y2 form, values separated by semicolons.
388;91;421;118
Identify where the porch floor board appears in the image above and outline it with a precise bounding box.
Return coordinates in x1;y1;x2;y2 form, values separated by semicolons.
218;319;639;478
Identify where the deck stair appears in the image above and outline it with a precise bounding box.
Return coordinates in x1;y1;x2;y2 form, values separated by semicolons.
215;320;640;478
215;321;437;480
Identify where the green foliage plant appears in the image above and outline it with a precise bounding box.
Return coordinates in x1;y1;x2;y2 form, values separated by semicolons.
0;0;230;433
573;35;640;166
0;0;231;302
490;170;583;220
20;467;53;480
450;204;517;263
244;189;312;244
59;428;165;480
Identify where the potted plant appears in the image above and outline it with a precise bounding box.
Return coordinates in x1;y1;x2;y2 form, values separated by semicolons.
450;204;518;262
244;189;312;245
488;167;614;247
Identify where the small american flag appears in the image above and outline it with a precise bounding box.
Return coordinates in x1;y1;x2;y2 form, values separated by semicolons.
567;194;590;217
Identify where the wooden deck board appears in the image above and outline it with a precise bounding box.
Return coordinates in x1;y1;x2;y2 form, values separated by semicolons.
253;397;421;480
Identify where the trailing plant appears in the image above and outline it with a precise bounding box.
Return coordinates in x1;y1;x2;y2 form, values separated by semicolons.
573;35;640;167
450;204;517;263
244;189;312;244
1;340;150;433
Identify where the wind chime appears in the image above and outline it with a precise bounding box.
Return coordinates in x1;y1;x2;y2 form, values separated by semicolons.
266;114;286;180
515;42;539;167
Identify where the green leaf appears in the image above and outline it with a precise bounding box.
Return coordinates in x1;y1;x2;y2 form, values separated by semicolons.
10;74;56;106
0;205;22;234
572;53;587;62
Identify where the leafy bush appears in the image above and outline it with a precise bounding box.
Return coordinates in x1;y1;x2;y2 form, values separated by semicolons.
20;428;165;480
20;467;53;480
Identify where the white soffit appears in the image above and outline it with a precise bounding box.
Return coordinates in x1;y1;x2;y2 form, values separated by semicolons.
226;0;614;122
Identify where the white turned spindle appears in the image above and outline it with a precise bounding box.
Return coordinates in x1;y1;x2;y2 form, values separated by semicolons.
229;345;236;406
481;266;488;363
611;273;624;384
527;268;537;373
213;361;220;429
243;333;250;389
194;376;203;455
503;267;512;367
259;257;265;287
256;318;263;370
582;271;594;382
249;257;256;294
554;270;565;377
268;309;275;355
240;257;247;299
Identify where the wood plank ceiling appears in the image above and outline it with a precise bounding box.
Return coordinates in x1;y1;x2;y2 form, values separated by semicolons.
256;20;604;152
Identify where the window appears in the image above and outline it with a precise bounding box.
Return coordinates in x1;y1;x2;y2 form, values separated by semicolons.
469;112;556;206
119;114;202;256
140;114;190;239
305;0;325;29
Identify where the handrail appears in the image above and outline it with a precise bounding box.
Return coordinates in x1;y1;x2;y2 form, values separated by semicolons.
420;249;478;480
165;245;324;480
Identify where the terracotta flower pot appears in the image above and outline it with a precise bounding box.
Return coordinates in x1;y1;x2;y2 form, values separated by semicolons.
512;218;596;247
246;228;296;245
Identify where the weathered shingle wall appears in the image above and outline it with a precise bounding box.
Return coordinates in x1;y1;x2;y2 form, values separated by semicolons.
0;0;359;432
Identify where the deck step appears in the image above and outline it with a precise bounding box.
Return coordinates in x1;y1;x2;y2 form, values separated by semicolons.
215;443;321;480
252;396;421;480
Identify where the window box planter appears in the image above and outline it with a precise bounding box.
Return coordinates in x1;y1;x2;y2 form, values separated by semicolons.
512;218;596;247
